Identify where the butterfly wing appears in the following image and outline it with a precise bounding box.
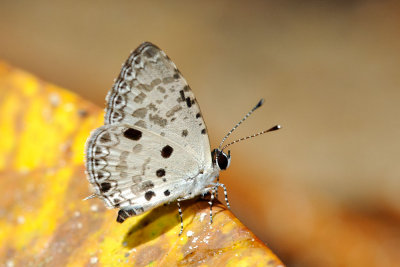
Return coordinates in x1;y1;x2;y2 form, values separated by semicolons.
85;124;204;212
104;42;211;167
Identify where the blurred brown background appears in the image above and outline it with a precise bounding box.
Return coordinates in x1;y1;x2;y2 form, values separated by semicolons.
1;0;400;266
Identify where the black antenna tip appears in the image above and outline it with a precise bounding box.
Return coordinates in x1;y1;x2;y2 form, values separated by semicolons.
255;99;264;109
267;125;281;132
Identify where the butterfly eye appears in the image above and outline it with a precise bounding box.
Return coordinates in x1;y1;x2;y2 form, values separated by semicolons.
217;151;230;170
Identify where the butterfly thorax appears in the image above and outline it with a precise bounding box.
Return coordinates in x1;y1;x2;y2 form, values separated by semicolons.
177;148;230;200
177;148;231;198
180;163;221;200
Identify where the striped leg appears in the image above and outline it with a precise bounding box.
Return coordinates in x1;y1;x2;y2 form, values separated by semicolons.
212;183;231;209
177;199;184;235
215;176;220;199
208;188;216;224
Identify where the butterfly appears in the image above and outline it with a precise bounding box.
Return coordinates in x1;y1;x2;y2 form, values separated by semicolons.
84;42;280;234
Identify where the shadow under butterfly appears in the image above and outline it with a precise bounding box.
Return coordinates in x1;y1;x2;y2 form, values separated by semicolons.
121;198;228;248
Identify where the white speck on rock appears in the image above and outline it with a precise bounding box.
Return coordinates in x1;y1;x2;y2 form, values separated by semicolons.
90;204;99;212
49;93;60;107
203;235;210;244
186;230;194;237
199;213;207;222
17;216;25;224
90;257;98;264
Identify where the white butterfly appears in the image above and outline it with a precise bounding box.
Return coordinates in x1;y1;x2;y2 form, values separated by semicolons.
85;42;280;234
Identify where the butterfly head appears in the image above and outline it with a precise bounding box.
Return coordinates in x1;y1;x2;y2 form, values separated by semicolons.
212;149;231;171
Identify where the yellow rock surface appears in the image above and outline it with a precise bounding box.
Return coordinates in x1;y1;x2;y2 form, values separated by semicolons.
0;62;284;266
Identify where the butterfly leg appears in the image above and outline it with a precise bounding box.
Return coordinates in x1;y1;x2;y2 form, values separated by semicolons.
208;187;216;224
176;199;184;235
212;182;231;209
214;176;220;199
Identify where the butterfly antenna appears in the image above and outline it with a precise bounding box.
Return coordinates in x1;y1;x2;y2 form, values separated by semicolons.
218;99;264;149
221;125;281;151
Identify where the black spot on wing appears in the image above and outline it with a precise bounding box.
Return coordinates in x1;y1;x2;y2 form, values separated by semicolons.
164;190;170;196
100;182;111;193
201;129;206;135
179;90;185;101
156;168;166;177
145;191;156;201
116;209;129;223
185;97;192;108
116;209;137;223
161;145;173;158
123;128;142;140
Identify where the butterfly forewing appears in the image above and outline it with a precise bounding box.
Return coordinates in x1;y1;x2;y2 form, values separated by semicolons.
104;42;211;166
85;42;221;222
86;124;202;212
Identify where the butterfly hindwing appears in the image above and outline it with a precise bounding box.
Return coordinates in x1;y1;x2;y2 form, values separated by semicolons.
104;42;211;167
85;124;203;212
